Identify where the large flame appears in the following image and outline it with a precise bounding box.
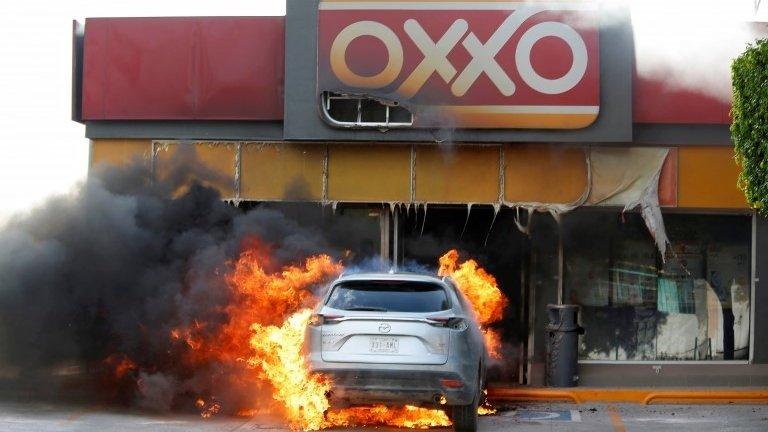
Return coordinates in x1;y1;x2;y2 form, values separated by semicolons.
163;240;344;423
438;249;507;359
234;247;450;430
248;308;452;430
105;241;503;429
239;248;504;429
326;405;452;429
249;309;331;430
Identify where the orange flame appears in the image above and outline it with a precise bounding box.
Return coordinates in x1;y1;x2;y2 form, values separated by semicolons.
198;400;221;418
238;279;450;428
171;247;343;369
438;249;507;359
162;241;343;421
247;308;451;430
438;249;505;325
482;329;503;360
163;241;500;429
248;309;331;430
103;354;137;380
478;405;497;416
326;405;451;429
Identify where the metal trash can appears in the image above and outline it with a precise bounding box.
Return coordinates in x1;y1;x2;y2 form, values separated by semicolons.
545;304;584;387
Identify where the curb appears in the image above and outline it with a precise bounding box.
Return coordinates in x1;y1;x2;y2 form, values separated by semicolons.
487;387;768;405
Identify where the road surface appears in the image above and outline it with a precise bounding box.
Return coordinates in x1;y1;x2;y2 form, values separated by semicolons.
0;401;766;431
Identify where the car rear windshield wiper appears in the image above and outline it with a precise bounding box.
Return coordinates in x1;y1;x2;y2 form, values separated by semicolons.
344;307;389;312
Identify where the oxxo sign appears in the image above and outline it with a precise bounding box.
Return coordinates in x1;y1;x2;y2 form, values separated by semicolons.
318;0;600;129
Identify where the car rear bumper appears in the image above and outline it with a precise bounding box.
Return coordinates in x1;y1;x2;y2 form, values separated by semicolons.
310;364;476;407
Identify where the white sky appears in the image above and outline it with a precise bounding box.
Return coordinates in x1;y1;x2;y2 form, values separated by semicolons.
0;1;286;227
0;0;764;227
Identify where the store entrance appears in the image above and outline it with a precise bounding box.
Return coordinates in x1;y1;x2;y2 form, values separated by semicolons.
393;205;538;384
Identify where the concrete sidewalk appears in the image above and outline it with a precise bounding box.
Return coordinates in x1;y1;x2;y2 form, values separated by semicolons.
0;401;766;431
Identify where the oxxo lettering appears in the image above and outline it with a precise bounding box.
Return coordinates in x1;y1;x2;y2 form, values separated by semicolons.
329;8;589;99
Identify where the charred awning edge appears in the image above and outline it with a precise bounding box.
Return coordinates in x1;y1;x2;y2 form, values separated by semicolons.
507;147;670;258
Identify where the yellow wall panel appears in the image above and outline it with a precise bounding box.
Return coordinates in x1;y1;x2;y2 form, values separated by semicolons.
416;145;499;203
154;142;237;198
90;139;151;169
241;143;325;201
678;146;748;209
328;145;410;202
504;144;587;204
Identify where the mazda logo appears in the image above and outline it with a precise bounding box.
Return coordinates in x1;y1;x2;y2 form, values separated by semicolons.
378;323;391;333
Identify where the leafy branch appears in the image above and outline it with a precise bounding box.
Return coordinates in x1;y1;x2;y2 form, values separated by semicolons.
732;38;768;214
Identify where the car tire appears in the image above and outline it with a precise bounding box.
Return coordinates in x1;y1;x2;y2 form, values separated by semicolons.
451;391;479;432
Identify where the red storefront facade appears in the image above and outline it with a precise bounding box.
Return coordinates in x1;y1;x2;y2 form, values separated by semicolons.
73;1;768;389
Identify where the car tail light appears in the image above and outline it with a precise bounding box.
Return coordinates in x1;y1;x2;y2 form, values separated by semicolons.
428;317;468;331
308;314;343;326
440;379;464;389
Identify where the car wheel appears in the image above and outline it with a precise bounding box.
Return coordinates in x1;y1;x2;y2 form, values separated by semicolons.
451;389;479;432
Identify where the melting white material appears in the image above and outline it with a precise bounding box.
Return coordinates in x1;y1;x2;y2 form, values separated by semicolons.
459;203;474;239
483;203;502;247
513;206;533;235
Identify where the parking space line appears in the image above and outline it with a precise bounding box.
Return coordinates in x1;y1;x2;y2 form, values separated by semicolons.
570;409;582;422
607;405;626;432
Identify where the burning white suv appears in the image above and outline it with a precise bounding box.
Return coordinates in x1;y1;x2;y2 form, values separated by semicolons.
307;272;488;432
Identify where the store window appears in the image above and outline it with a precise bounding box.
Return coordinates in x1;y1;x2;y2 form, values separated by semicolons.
563;211;751;361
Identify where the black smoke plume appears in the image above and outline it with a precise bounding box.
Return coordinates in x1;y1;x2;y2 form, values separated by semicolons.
0;150;372;411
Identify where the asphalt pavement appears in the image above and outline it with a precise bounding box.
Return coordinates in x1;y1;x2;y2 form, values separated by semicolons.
0;401;766;431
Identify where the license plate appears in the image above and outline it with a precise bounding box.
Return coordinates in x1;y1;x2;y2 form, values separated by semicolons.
369;337;399;354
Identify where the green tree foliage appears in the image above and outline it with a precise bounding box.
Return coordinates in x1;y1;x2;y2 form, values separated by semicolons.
732;39;768;214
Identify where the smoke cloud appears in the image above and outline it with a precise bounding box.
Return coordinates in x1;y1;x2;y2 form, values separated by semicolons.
0;152;376;410
628;0;765;103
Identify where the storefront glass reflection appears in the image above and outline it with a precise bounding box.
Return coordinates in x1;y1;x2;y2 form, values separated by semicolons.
563;212;751;361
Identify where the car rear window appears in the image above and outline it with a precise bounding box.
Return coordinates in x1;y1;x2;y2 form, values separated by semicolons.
326;281;450;313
